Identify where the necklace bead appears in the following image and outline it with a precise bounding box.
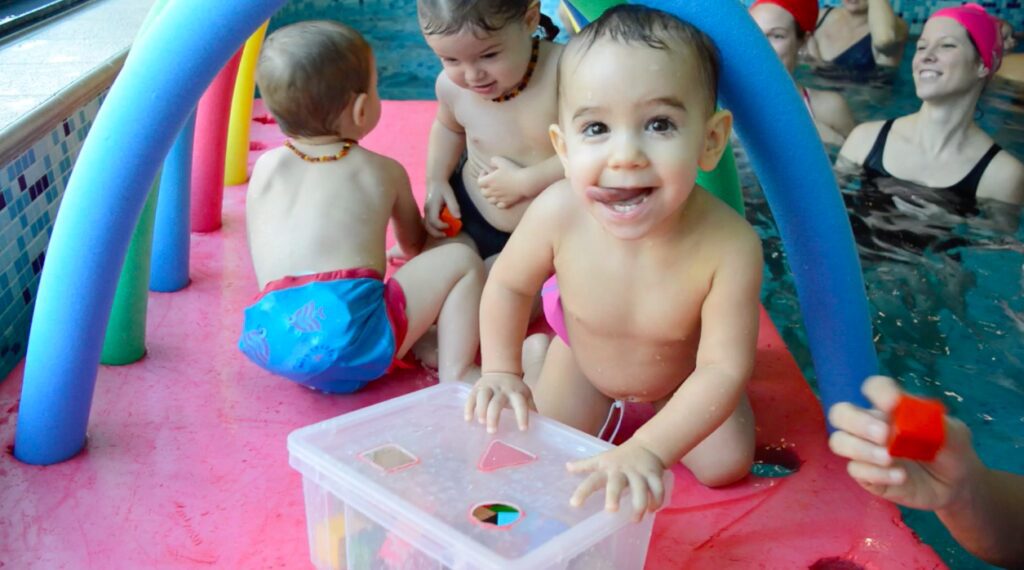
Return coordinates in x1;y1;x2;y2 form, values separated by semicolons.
284;139;358;162
492;37;541;103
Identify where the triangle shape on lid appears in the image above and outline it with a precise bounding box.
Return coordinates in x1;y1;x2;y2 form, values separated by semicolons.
477;440;537;472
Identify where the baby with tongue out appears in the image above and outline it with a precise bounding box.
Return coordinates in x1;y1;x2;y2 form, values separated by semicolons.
464;5;765;518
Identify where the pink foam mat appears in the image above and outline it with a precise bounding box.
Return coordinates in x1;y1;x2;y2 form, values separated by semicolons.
0;101;944;568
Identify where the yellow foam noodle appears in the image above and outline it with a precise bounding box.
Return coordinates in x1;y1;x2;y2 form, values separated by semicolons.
224;21;269;185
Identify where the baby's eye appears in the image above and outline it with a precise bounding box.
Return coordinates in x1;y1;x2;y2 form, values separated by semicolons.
915;44;926;51
581;122;608;137
646;117;676;133
441;57;458;64
481;52;499;59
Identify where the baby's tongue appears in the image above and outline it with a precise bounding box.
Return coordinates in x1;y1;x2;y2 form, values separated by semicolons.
586;186;648;205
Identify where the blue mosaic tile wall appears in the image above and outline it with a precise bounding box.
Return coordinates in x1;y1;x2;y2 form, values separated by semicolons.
0;92;105;381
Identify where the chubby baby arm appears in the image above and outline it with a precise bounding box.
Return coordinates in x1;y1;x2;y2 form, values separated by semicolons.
425;82;468;238
478;154;565;209
387;160;427;258
466;184;566;431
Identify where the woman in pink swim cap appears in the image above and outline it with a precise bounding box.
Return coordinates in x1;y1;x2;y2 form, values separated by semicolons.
838;4;1024;206
749;0;856;145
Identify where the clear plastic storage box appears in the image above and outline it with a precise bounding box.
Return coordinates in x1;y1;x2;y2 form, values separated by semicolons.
287;383;670;569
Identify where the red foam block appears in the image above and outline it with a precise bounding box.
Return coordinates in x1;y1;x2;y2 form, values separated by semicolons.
888;395;946;461
440;206;462;238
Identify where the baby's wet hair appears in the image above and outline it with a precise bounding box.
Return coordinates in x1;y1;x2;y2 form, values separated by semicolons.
563;5;720;115
418;0;556;39
256;20;372;138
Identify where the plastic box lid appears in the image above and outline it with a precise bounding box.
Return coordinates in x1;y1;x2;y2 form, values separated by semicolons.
288;383;669;569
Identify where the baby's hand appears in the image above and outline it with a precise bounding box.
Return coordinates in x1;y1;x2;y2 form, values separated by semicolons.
828;375;980;512
478;157;528;209
464;372;534;433
424;182;460;238
566;440;667;521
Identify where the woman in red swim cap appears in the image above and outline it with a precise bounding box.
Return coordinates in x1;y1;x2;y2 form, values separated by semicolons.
749;0;856;145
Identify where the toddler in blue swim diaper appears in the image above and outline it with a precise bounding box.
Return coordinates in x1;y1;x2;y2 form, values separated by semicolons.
240;21;484;392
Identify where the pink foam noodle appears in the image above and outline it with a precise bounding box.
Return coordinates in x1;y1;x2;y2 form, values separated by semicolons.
190;48;243;233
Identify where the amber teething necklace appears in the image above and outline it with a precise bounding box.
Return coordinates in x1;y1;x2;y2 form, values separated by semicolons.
491;37;541;103
284;139;358;163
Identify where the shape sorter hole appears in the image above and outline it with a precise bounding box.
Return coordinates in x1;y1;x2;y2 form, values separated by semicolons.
471;503;523;529
750;443;802;478
477;440;537;472
359;444;418;473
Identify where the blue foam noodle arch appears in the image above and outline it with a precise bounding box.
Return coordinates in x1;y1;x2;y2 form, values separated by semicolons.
643;0;877;412
15;0;875;465
14;0;289;465
150;112;196;292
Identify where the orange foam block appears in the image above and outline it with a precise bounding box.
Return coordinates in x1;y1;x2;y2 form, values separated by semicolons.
888;395;946;461
440;206;462;238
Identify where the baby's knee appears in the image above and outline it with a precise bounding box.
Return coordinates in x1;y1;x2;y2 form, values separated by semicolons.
688;437;755;488
692;452;754;488
439;242;485;275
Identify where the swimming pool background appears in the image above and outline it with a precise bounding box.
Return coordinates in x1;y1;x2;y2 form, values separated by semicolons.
0;0;1017;568
263;2;1024;568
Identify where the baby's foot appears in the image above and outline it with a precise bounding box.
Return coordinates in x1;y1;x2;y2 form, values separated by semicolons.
411;326;439;370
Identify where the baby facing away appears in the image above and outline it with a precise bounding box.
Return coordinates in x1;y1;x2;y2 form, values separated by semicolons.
239;21;484;392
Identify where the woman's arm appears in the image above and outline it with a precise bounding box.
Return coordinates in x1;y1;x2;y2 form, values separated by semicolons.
868;0;908;61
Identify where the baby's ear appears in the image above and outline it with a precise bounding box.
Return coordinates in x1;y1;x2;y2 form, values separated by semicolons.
525;0;542;31
351;92;370;129
698;110;733;172
549;123;570;176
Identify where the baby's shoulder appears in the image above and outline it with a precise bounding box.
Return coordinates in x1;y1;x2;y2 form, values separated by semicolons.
248;146;292;194
537;40;563;67
532;41;563;86
347;147;409;189
695;195;762;258
519;179;576;225
434;71;462;104
533;178;575;211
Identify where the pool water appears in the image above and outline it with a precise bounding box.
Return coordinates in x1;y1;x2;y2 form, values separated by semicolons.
269;3;1023;567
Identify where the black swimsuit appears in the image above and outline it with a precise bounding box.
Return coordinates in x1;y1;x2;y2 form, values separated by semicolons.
449;156;512;259
862;119;1003;201
817;7;876;72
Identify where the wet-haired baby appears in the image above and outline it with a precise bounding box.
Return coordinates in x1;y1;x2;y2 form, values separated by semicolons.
417;0;564;264
468;6;763;515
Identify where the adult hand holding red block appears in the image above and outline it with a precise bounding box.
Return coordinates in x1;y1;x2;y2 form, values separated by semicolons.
828;375;1024;568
